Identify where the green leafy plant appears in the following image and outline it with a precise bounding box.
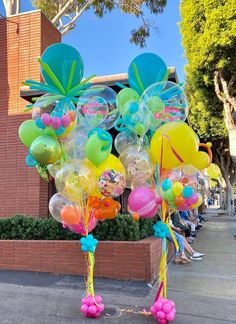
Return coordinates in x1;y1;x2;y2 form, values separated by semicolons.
0;215;157;241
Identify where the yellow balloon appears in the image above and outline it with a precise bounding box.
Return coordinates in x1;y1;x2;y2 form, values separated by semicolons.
191;195;203;209
192;151;210;171
150;122;199;169
97;154;125;175
59;120;76;139
172;182;183;196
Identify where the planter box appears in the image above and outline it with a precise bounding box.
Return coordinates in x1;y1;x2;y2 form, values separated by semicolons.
0;238;174;283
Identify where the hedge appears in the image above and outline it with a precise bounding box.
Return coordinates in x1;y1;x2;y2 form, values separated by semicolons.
0;215;157;241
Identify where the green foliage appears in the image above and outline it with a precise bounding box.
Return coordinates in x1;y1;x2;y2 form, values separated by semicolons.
180;0;236;141
0;215;157;241
32;0;167;47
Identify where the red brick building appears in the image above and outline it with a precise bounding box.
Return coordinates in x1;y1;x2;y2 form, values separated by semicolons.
0;10;178;218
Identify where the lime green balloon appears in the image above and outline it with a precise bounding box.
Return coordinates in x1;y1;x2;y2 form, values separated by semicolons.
85;132;112;166
172;182;184;196
18;120;43;147
116;88;140;114
31;135;61;165
163;189;175;201
147;96;165;113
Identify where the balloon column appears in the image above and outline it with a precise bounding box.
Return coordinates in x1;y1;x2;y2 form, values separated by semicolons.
18;43;212;322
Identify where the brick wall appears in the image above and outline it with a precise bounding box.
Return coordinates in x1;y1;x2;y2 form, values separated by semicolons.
0;11;61;217
0;238;174;282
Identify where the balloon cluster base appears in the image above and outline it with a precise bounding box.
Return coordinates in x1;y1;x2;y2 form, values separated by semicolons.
150;297;176;323
80;294;105;319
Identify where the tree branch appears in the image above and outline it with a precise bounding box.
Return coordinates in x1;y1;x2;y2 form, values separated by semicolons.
60;0;96;35
214;71;225;103
219;73;236;109
51;0;77;25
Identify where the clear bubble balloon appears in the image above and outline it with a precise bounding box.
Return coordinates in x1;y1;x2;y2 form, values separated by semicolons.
77;85;110;129
131;175;156;191
63;127;88;160
47;160;64;178
49;193;73;223
55;160;98;202
114;130;138;154
160;165;203;211
140;81;188;130
119;145;154;184
32;94;55;120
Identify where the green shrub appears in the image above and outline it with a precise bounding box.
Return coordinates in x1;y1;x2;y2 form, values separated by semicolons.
0;215;157;241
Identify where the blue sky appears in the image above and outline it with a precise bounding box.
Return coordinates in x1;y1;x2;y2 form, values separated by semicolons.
0;0;186;82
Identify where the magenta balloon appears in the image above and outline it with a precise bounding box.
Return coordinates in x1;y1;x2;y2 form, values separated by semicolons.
68;217;97;235
166;310;176;321
186;192;199;205
41;113;51;126
141;204;158;218
128;187;157;217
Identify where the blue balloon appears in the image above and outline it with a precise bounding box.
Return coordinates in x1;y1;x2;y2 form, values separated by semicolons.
182;186;194;198
35;118;46;129
161;178;172;191
128;53;168;95
41;43;84;91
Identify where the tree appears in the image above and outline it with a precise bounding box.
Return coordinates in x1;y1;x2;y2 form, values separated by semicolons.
2;0;167;47
180;0;236;214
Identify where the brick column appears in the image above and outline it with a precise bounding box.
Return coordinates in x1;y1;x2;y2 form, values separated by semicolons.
0;10;61;217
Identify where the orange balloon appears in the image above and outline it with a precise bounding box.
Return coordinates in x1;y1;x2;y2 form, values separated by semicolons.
174;196;186;207
61;205;81;225
94;197;121;220
132;213;140;221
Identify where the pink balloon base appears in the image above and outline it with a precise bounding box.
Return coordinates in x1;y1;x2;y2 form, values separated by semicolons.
80;294;105;319
150;297;176;323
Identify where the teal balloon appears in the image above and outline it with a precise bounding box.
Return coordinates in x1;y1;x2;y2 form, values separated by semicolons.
161;178;172;191
183;186;194;198
41;43;84;90
85;129;112;166
31;135;61;165
18;120;43;147
128;53;168;95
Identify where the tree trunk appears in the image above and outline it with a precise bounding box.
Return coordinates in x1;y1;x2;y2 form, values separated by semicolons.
225;178;234;215
3;0;20;16
228;129;236;165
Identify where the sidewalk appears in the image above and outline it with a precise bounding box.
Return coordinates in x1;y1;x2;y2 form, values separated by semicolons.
0;209;235;323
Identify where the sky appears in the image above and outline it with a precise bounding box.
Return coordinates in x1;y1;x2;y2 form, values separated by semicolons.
0;0;186;82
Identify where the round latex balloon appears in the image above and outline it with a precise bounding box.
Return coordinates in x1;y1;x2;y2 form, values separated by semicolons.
192;151;211;171
140;81;188;129
85;128;112;166
77;85;110;129
30;135;61;165
97;154;125;175
99;170;126;197
114;130;138;154
128;187;158;218
116;88;140;114
160;165;203;211
18;120;43;147
119;145;154;183
41;43;84;90
49;193;73;223
55;160;98;202
128;53;168;95
68;210;97;235
150;122;199;169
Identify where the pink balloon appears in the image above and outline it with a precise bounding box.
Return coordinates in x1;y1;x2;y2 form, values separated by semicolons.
88;305;97;315
150;306;156;314
86;296;94;306
61;115;71;128
95;295;103;304
156;311;166;319
68;214;97;235
158;320;167;324
41;113;51;126
141;204;158;218
186;192;199;205
82;298;86;304
168;300;176;309
154;301;163;311
51;116;61;129
156;195;163;205
128;187;157;217
80;304;88;314
162;303;172;313
166;311;176;321
97;304;105;312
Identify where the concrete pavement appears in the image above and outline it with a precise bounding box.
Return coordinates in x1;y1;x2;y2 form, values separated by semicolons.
0;208;235;323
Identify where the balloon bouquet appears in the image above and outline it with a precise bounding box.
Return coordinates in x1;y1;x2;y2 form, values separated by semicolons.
18;43;212;322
